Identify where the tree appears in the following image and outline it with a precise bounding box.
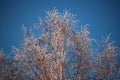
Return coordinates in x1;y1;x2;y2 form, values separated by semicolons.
0;9;120;80
93;34;120;80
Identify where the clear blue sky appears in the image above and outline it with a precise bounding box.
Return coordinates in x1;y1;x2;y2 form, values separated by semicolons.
0;0;120;53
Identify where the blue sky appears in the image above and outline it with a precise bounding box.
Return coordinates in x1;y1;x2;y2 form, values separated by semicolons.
0;0;120;53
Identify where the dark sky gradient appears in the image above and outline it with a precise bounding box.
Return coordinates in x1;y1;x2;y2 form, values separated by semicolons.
0;0;120;53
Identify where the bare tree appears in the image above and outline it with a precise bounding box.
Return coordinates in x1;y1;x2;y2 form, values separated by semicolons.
0;9;120;80
93;35;120;80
